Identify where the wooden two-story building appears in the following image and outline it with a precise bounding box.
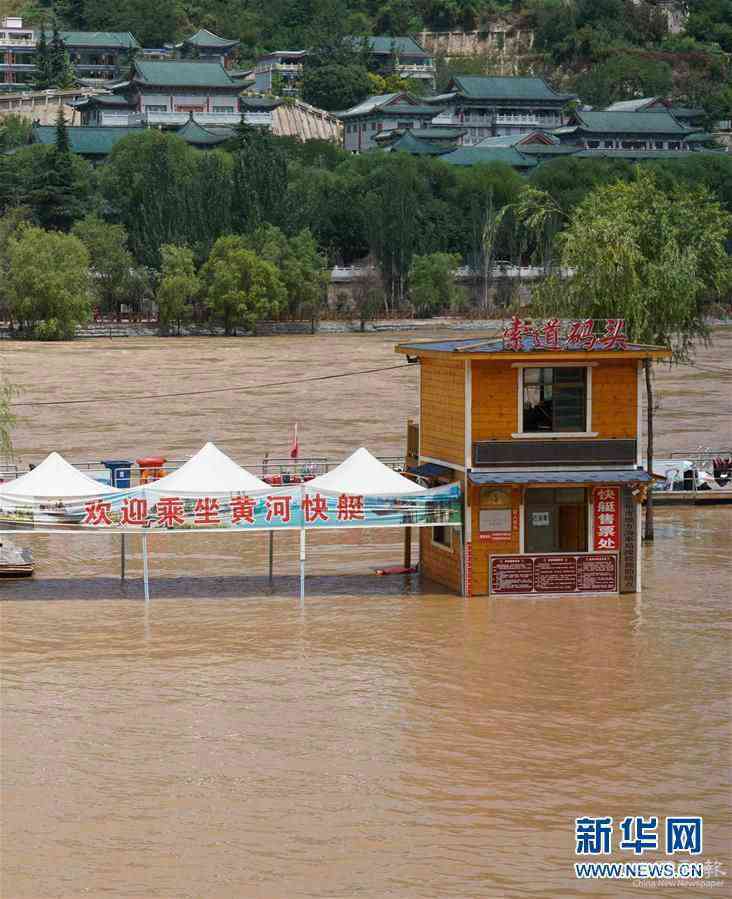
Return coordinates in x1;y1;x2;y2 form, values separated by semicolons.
397;320;671;597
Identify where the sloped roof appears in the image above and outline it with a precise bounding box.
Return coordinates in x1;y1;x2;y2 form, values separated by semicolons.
146;443;268;495
449;75;575;102
58;30;140;49
573;148;723;159
411;127;466;139
307;448;425;496
571;109;691;134
605;97;658;112
366;35;429;56
440;145;537;168
337;92;402;118
396;336;671;358
183;28;239;49
70;93;133;109
0;452;121;498
175;118;232;146
32;124;141;155
133;60;236;88
386;131;450;155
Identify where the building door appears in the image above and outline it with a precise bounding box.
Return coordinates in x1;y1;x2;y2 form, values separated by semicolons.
524;488;588;553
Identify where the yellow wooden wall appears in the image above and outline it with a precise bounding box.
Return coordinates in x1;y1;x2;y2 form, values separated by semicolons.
420;526;462;593
472;363;518;440
591;360;638;438
470;359;638;440
420;356;466;465
470;486;521;595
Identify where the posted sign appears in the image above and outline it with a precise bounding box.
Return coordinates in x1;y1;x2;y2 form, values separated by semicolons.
490;553;618;595
593;487;620;551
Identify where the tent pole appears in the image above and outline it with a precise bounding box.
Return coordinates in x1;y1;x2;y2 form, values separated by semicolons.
142;533;150;601
403;526;412;568
120;533;126;581
299;528;306;601
268;531;274;580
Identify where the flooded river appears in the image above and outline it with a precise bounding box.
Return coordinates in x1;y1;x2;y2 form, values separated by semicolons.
1;329;730;897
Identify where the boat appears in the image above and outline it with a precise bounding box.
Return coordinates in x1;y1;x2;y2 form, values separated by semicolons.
0;540;34;577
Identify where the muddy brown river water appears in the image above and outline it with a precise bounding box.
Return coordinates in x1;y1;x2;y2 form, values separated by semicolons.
1;329;730;898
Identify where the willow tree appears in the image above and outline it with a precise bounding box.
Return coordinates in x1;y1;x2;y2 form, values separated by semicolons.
529;169;731;540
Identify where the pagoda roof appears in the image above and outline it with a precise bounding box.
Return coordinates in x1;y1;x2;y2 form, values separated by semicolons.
440;145;537;168
447;75;576;103
385;131;450;155
569;109;692;134
338;92;433;119
55;30;140;49
32;124;140;155
131;60;236;88
69;93;133;109
175;118;234;146
181;28;239;50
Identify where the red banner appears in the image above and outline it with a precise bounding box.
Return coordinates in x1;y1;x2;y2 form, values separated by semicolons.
593;487;620;551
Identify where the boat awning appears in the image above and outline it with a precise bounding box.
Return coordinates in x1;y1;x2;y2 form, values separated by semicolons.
408;462;453;479
468;469;653;486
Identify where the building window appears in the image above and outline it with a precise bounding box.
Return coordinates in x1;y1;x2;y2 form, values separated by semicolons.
432;525;451;549
213;106;234;113
524;488;588;554
397;120;414;129
522;367;587;433
145;105;167;112
604;141;614;148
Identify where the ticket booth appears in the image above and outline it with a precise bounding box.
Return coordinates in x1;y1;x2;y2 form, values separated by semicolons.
397;318;671;597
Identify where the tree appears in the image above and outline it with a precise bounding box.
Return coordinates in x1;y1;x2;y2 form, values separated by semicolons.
28;106;77;231
33;26;53;90
530;169;732;539
82;0;178;47
573;54;673;108
6;226;92;339
246;225;327;320
201;235;286;335
49;25;76;88
302;63;372;112
0;115;32;152
350;254;384;330
157;244;200;335
231;123;288;233
409;252;464;318
71;215;135;319
0;379;14;460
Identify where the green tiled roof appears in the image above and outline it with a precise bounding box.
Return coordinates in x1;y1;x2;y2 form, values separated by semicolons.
184;28;239;49
70;94;132;108
573;110;691;134
133;60;236;88
32;125;140;155
573;148;721;159
450;76;575;102
441;146;537;168
59;31;140;49
175;119;233;145
519;144;577;155
387;131;449;155
685;132;717;142
382;103;436;115
411;127;466;139
366;36;428;56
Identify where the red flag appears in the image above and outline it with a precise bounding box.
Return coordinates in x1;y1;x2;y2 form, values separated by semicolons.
289;423;299;460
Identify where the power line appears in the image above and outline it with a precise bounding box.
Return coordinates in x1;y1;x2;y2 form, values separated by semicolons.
10;363;413;408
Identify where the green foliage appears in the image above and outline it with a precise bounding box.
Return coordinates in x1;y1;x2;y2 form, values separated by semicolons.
0;379;15;460
157;244;200;334
231;123;288;232
82;0;179;47
246;225;328;318
302;63;372;111
71;214;136;317
409;251;464;317
6;226;92;339
0;115;33;152
573;54;673;108
532;169;732;359
529;156;635;217
201;235;286;334
49;25;76;88
33;26;53;90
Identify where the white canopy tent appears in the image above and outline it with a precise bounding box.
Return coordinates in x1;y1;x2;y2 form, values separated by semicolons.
0;451;120;498
306;447;425;496
145;442;268;494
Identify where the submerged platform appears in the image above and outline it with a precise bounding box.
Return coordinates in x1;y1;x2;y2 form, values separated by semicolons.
652;490;732;506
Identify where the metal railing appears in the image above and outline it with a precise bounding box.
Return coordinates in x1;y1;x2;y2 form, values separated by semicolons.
100;110;271;127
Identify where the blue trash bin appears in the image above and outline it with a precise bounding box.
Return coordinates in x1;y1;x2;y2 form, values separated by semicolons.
102;460;132;489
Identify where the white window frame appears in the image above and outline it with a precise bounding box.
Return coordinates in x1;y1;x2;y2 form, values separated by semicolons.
431;524;453;552
512;362;598;439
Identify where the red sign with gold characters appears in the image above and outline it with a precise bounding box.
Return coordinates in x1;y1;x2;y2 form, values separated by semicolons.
593;487;620;551
502;317;628;352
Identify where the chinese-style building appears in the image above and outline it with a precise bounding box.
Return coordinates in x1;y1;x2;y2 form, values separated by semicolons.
396;320;671;598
